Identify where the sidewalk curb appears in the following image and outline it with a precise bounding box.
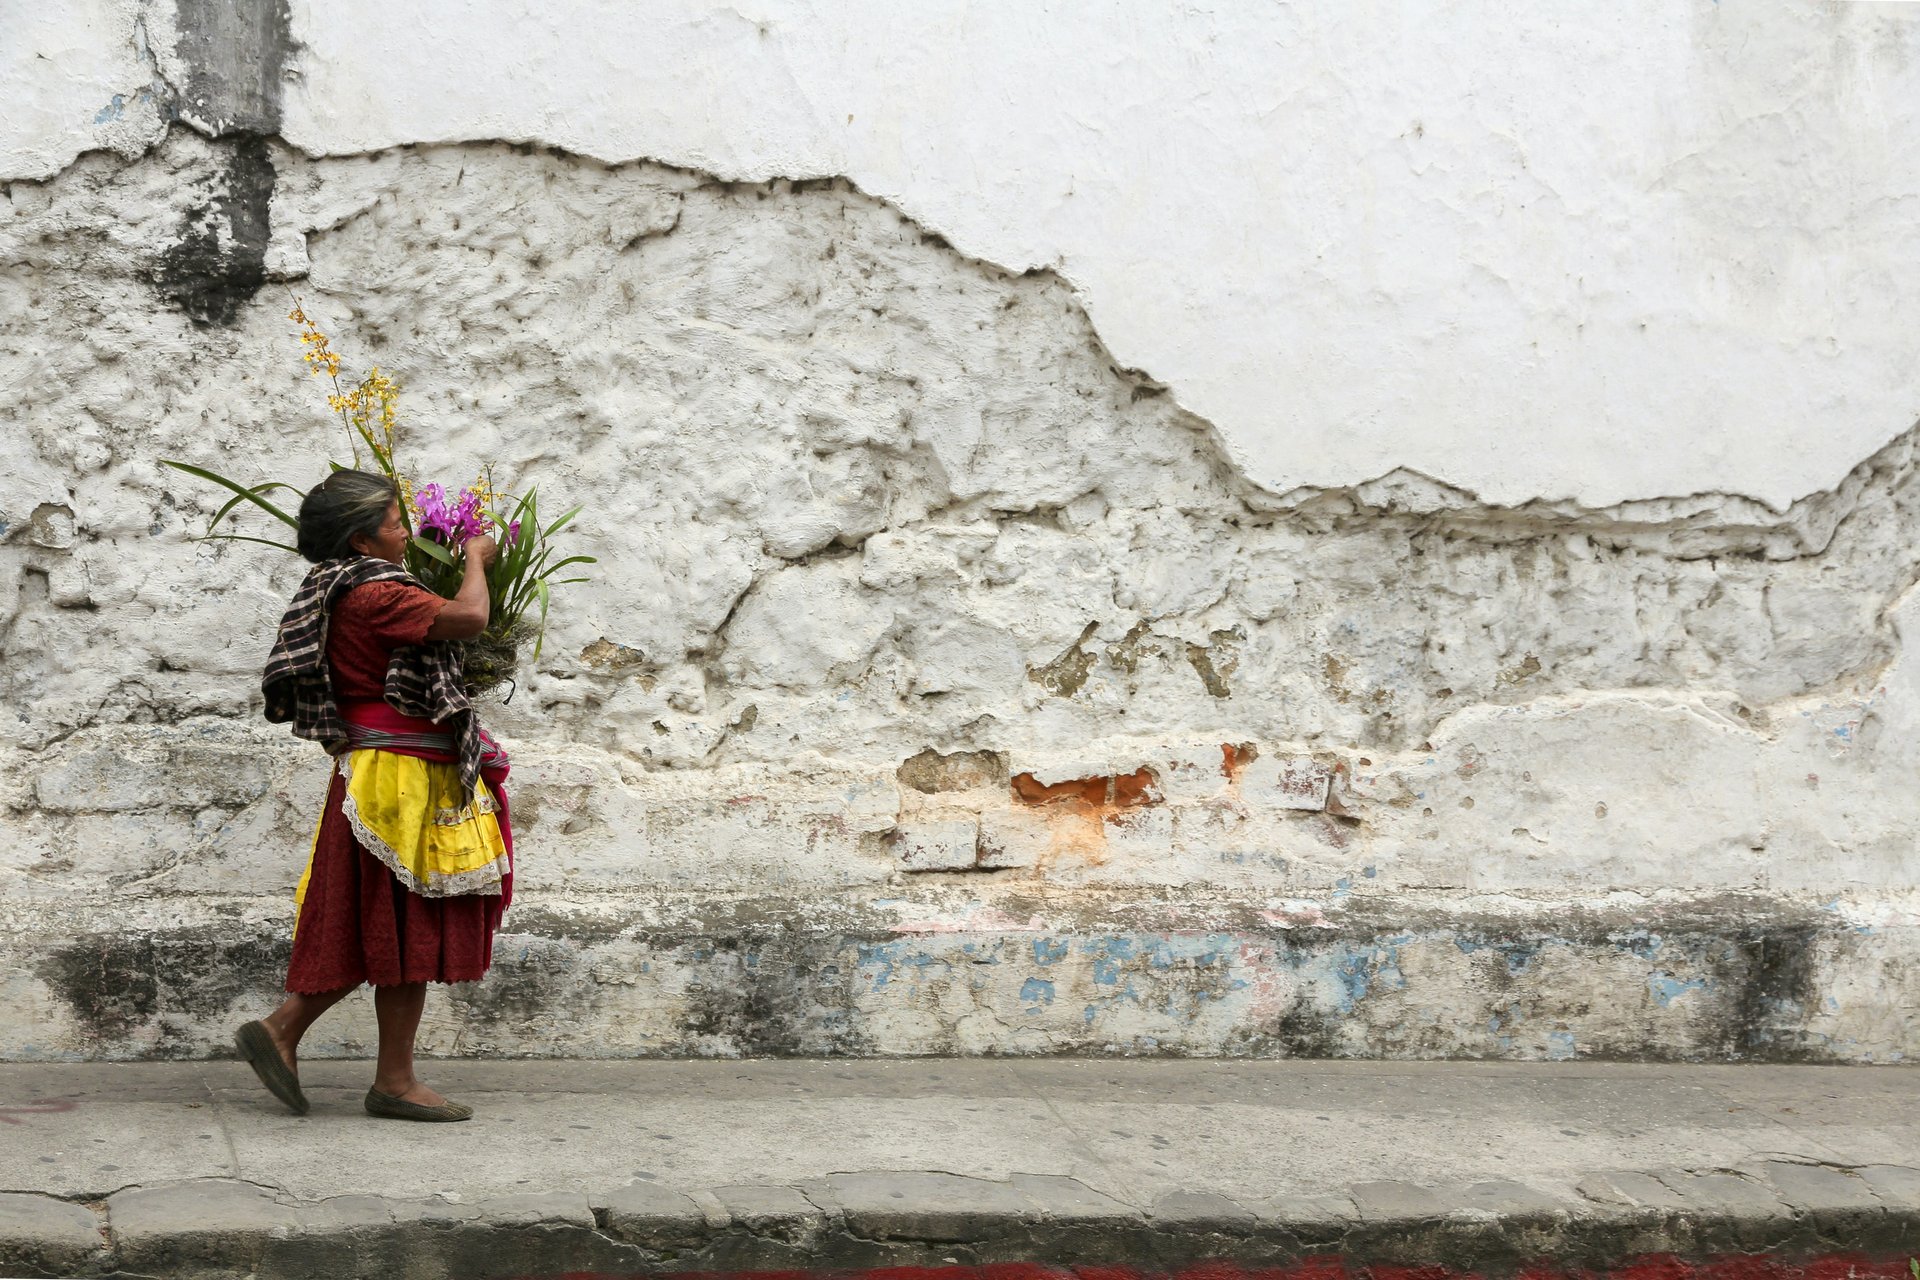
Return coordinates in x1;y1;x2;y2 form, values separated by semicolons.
3;1159;1917;1278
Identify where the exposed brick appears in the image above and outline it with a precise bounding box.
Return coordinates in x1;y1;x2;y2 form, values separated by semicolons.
1012;774;1110;806
1012;769;1160;811
1221;743;1257;781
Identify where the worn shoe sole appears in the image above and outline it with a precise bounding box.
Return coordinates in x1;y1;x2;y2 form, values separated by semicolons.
364;1087;473;1122
235;1021;309;1116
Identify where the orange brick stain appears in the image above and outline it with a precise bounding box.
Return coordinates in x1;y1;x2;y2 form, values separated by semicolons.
1009;767;1161;865
1221;742;1257;781
1007;743;1270;865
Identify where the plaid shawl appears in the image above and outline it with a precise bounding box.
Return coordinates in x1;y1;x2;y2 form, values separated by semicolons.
262;556;487;799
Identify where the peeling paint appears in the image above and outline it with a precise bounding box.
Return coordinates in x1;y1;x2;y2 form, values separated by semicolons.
1;100;1918;1064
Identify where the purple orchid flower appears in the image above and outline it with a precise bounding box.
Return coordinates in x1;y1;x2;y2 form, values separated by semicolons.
413;482;493;547
414;483;456;542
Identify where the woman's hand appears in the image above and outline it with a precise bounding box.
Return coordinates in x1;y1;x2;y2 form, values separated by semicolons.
426;535;497;641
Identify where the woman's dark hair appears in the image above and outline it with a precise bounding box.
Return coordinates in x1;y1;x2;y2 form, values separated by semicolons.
297;469;400;563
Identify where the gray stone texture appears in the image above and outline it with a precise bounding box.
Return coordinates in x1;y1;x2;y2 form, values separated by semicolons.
1859;1163;1920;1211
1009;1172;1138;1224
1349;1179;1451;1223
0;1192;105;1275
1149;1189;1257;1232
0;1060;1912;1275
108;1177;299;1273
1750;1159;1891;1242
599;1179;708;1250
812;1170;1031;1242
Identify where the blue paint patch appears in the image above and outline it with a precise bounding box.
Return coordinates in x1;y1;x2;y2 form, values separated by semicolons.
1066;933;1253;1027
1019;977;1055;1007
94;94;128;123
1032;937;1068;966
1363;865;1377;879
1646;972;1707;1008
1374;947;1408;994
854;941;946;992
1326;950;1375;1012
1454;936;1545;975
1545;1029;1577;1061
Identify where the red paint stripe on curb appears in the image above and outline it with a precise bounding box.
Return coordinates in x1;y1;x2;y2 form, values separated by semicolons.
516;1253;1917;1280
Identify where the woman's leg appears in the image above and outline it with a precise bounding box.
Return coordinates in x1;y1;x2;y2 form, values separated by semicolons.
371;982;451;1105
261;985;356;1071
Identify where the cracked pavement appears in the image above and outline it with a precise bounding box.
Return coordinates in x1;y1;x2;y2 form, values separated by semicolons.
1;1058;1916;1275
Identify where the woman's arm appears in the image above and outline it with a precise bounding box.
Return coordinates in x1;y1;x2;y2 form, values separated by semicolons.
425;535;498;641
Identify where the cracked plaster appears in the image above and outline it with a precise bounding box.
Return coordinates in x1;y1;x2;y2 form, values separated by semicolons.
6;1;1920;504
1;7;1918;1060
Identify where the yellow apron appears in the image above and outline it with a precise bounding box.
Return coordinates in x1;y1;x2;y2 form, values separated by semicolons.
295;749;509;928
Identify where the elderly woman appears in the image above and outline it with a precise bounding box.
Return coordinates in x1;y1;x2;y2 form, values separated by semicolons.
234;469;509;1122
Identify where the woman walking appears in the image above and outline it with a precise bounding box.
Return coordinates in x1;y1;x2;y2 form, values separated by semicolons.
235;469;511;1122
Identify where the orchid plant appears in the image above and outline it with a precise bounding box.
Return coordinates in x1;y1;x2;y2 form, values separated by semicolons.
161;297;593;690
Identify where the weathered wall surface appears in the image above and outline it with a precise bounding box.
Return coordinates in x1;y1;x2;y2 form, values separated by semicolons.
8;1;1920;506
0;4;1915;1062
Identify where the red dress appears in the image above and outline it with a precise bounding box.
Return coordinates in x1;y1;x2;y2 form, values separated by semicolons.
284;581;512;993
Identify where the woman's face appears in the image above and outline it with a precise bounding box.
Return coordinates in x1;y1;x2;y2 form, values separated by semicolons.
351;500;409;564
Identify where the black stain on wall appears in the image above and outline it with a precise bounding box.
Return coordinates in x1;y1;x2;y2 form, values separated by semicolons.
152;135;277;327
26;907;1845;1063
172;0;294;137
678;932;875;1057
38;930;289;1055
149;0;293;325
1718;922;1822;1061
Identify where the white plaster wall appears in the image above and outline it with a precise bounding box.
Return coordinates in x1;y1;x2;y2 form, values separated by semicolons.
6;0;1919;506
2;132;1917;1060
3;4;1919;1062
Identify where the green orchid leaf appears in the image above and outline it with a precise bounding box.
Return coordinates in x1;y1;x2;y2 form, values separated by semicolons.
530;578;551;662
208;481;300;534
408;535;457;566
198;533;302;554
161;460;300;528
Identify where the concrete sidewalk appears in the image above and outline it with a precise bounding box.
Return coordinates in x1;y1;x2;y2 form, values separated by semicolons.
0;1059;1916;1277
